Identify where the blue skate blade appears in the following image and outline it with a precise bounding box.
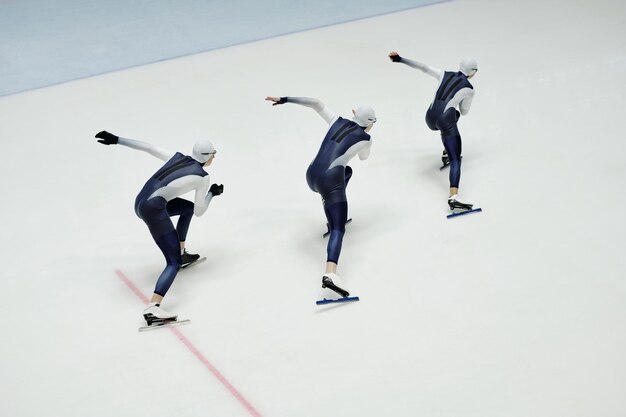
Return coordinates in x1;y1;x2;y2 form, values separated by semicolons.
316;296;360;305
447;207;482;219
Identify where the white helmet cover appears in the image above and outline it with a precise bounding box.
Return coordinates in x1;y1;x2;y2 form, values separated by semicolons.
459;57;478;77
192;140;216;163
352;105;377;128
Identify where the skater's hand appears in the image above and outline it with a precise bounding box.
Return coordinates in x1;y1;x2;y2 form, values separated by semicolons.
209;184;224;196
95;130;119;145
265;96;287;106
388;51;402;63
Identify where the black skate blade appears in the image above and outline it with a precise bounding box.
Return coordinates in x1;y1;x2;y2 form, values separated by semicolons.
447;207;482;219
316;296;360;305
180;256;206;270
139;319;190;332
323;218;352;238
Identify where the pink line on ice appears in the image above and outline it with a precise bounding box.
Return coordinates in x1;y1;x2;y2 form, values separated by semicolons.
115;269;264;417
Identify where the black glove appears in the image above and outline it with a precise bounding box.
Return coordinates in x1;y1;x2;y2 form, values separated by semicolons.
389;53;402;63
273;97;288;106
209;184;224;196
95;130;119;145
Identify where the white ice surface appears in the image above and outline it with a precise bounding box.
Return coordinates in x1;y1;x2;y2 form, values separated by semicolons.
1;0;626;416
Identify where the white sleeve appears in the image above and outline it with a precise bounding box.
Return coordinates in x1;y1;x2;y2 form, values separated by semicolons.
285;97;338;125
459;89;474;115
399;57;444;80
193;175;213;216
117;137;176;162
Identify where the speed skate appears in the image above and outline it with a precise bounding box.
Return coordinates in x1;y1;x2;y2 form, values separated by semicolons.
447;197;481;219
181;256;206;270
317;274;359;305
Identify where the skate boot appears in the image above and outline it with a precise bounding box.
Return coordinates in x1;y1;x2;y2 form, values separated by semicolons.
448;194;473;211
181;249;200;269
143;303;178;326
441;151;449;168
322;273;350;298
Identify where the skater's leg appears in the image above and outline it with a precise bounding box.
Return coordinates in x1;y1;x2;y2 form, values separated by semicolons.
316;166;351;297
166;198;194;251
137;198;184;299
437;108;463;196
153;230;183;297
166;198;200;265
442;135;473;210
324;201;348;266
136;197;186;322
442;135;462;196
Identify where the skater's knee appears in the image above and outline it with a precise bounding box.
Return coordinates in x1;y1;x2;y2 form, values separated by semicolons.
330;224;346;235
166;254;183;270
173;256;183;268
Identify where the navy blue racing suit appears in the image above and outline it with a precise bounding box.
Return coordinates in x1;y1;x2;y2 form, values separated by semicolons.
135;153;208;296
306;117;371;263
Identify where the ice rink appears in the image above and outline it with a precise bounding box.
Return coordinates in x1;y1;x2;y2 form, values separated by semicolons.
2;0;626;416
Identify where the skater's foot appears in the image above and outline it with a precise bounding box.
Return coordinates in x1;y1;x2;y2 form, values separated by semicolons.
181;249;200;268
322;273;350;298
448;194;473;211
441;151;449;167
143;303;178;325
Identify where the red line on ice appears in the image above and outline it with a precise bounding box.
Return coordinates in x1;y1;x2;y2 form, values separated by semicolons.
115;269;264;417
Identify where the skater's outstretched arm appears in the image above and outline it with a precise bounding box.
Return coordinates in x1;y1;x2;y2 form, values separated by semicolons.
95;131;175;162
388;51;443;80
265;96;338;125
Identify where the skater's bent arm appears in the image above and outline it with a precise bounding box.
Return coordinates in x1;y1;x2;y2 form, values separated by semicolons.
329;140;371;169
193;176;213;216
358;142;371;160
458;89;475;115
117;137;175;162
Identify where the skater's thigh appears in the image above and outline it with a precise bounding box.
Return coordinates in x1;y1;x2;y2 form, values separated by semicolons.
166;198;194;217
141;203;176;242
318;167;348;206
